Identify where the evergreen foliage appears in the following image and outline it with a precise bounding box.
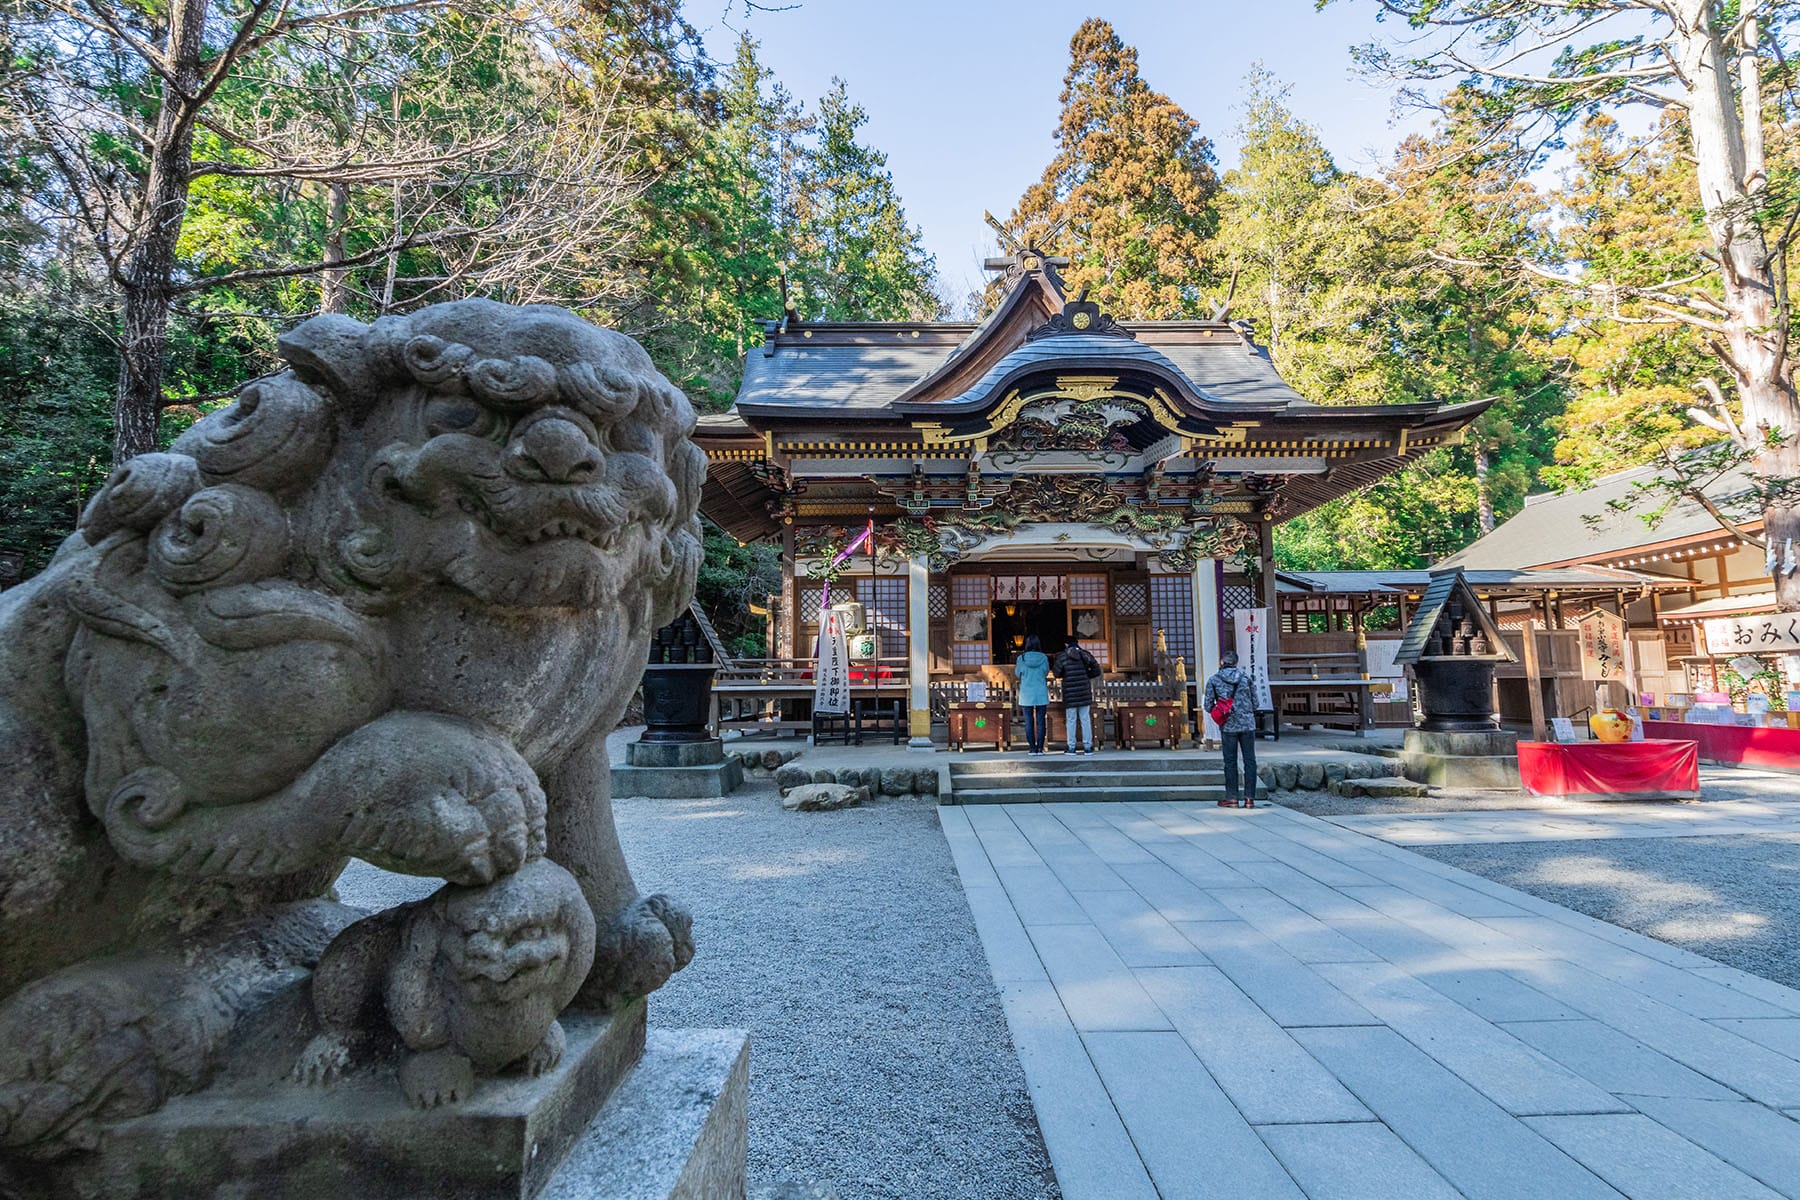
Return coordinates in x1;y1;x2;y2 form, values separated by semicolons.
994;18;1220;318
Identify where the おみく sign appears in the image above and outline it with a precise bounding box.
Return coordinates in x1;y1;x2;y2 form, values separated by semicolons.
1704;612;1800;656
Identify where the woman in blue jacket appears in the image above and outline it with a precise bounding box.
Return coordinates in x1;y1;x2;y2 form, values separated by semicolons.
1014;635;1052;756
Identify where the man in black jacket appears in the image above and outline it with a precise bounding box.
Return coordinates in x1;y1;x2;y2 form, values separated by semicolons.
1056;636;1100;754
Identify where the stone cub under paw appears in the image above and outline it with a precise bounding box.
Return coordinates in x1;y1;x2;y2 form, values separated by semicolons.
293;858;595;1107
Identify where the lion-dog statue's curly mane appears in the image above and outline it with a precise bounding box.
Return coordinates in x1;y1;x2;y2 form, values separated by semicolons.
0;301;704;1156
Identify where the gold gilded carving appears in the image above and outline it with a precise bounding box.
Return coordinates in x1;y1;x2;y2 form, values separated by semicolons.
1054;375;1120;402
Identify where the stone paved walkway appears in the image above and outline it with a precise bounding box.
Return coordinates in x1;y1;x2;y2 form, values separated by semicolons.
943;799;1800;1200
1326;790;1800;846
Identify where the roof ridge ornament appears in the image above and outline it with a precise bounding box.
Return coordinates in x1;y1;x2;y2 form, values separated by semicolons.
1027;288;1135;342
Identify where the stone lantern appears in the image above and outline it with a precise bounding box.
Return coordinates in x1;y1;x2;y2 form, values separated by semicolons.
1394;569;1521;788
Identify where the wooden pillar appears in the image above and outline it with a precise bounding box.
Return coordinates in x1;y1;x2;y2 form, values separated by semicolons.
1355;630;1372;737
1521;601;1548;744
907;553;932;747
1258;511;1281;658
781;526;797;660
1195;557;1223;745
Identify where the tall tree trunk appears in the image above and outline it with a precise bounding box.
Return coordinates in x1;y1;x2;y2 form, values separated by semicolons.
113;0;205;463
1473;442;1495;534
1682;2;1800;608
321;182;351;314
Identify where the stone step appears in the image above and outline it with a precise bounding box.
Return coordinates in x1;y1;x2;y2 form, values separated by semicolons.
943;770;1227;789
949;756;1200;777
947;785;1267;806
1328;777;1430;799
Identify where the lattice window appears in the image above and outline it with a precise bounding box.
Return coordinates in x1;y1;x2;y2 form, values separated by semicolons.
1067;573;1110;668
1150;573;1196;673
855;576;909;659
1115;581;1149;618
929;584;949;619
952;575;990;606
1221;584;1258;619
800;587;824;623
1068;575;1107;605
952;642;992;666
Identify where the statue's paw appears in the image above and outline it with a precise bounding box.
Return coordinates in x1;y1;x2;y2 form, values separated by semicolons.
357;741;546;885
291;1033;357;1087
398;1049;475;1109
521;1021;566;1078
577;893;693;1010
0;977;165;1159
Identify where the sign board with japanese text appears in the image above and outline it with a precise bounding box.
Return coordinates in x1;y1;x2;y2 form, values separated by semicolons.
814;609;851;715
1577;609;1628;683
1704;612;1800;656
1232;608;1275;712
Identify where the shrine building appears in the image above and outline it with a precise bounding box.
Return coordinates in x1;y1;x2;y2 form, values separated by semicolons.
693;254;1492;743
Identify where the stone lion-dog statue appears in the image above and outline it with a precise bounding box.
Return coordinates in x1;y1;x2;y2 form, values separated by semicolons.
0;300;703;1159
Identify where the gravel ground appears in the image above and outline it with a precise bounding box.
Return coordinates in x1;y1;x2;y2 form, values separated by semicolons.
614;785;1056;1200
1415;833;1800;989
338;776;1057;1200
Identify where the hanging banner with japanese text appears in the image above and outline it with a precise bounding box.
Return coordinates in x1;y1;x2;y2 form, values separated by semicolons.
815;609;851;714
1232;607;1275;712
1577;609;1628;683
1704;611;1800;656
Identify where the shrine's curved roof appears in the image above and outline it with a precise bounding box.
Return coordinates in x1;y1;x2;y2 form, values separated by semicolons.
894;333;1306;415
734;324;1318;419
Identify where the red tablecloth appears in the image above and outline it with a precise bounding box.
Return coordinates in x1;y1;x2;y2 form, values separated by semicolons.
1643;720;1800;771
1516;739;1699;799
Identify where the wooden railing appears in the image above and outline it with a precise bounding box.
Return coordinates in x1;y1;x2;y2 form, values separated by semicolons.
713;657;910;736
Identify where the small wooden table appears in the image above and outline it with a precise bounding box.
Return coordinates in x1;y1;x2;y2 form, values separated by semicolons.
1115;700;1186;750
948;701;1011;751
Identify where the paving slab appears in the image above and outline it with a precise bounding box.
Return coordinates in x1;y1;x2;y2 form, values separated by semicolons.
993;864;1088;927
1108;860;1238;924
1525;1112;1784;1200
951;800;1800;1200
1315;960;1627;1117
1708;1018;1800;1061
1328;916;1585;1023
1175;919;1380;1028
1071;888;1210;968
1024;923;1169;1032
1256;1122;1463;1200
1083;1031;1305;1200
960;885;1049;984
1499;1019;1740;1101
1294;1025;1623;1200
1623;1097;1800;1197
996;980;1158;1200
1479;914;1789;1020
1136;965;1371;1126
1208;887;1384;964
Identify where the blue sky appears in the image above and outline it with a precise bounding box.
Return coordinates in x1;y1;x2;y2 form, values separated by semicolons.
693;0;1437;302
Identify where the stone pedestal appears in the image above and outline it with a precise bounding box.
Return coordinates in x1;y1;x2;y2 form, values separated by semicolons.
541;1030;750;1200
18;1003;751;1200
26;1003;645;1200
611;738;743;799
1401;728;1521;789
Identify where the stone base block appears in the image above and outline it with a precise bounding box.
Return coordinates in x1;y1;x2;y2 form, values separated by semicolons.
542;1029;749;1200
1401;728;1521;789
1404;728;1518;758
26;1003;647;1200
628;739;727;769
613;740;744;798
